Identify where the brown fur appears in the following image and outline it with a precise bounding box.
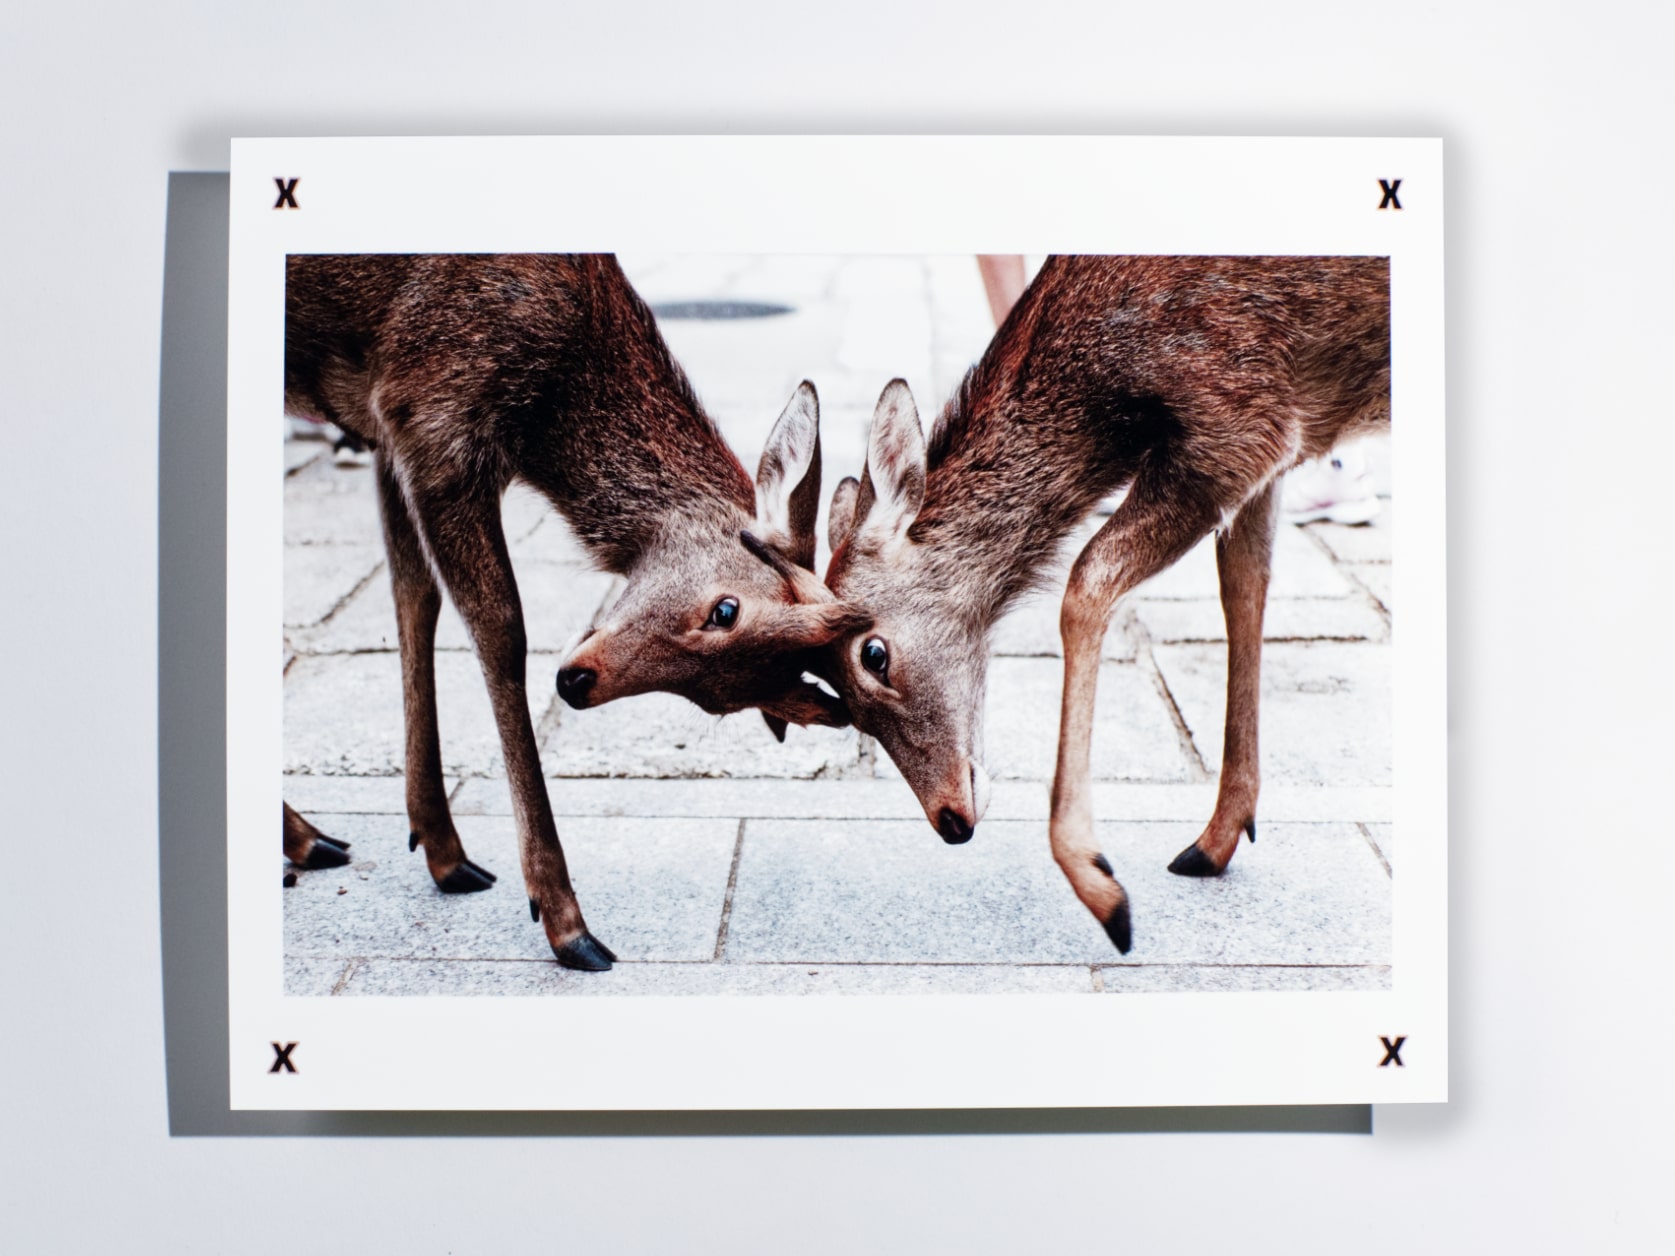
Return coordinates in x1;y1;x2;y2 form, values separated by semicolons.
821;255;1390;950
282;254;850;968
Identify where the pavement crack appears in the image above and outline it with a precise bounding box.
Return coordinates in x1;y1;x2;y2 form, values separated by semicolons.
308;558;386;634
712;818;747;961
1357;821;1392;877
1131;620;1211;781
330;958;362;995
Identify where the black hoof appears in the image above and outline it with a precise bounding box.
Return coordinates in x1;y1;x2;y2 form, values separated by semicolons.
1244;819;1257;844
552;931;616;972
437;859;497;893
282;872;297;888
1103;901;1132;954
409;831;421;852
1167;844;1221;877
302;835;352;869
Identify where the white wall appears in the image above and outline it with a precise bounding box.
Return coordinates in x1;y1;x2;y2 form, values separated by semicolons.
2;2;1669;1250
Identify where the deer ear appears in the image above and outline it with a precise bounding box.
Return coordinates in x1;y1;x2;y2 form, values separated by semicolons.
755;381;822;570
828;476;861;551
863;379;925;543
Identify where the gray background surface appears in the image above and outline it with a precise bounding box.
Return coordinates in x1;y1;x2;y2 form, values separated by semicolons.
4;2;1671;1251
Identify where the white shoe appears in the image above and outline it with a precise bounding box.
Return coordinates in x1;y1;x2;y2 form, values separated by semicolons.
1282;445;1381;525
331;427;374;468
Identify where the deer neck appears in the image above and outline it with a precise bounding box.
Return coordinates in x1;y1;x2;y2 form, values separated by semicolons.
523;332;756;575
909;381;1127;628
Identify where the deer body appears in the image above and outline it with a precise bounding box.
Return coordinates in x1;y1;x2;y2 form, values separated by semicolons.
283;254;853;969
824;255;1390;951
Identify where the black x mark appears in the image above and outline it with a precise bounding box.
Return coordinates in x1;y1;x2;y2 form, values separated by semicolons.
1378;1035;1406;1067
269;1041;298;1073
1378;178;1402;210
273;177;299;210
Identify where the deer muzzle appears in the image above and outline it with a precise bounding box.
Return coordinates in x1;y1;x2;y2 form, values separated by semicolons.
931;760;993;845
555;666;597;709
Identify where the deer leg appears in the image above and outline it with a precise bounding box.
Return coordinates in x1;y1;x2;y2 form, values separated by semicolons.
376;454;497;893
402;471;614;971
1169;479;1279;877
282;802;351;869
1052;471;1227;953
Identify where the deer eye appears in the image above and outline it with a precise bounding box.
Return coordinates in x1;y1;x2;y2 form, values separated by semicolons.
861;636;890;682
706;597;740;630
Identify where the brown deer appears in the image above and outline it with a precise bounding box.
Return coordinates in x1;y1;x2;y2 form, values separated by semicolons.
818;255;1390;953
282;254;864;970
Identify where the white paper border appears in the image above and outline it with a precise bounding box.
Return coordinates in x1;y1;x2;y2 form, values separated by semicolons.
228;136;1445;1110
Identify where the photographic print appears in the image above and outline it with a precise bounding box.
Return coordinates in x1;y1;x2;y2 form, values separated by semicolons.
229;137;1445;1110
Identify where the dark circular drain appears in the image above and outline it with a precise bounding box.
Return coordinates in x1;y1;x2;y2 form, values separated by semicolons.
651;299;795;321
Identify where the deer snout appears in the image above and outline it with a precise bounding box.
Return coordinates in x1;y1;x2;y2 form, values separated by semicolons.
556;666;597;709
929;760;990;845
937;808;974;845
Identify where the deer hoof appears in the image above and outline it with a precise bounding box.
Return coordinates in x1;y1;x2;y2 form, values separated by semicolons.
551;931;616;972
1167;843;1221;878
1102;901;1132;954
301;835;352;869
436;859;497;893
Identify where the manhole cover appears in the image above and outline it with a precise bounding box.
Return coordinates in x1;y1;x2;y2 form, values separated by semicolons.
651;299;795;320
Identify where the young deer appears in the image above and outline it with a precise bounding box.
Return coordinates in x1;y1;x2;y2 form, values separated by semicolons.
283;254;863;970
819;255;1390;952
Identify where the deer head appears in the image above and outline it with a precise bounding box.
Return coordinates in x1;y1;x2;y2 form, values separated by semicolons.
556;381;869;735
819;379;993;841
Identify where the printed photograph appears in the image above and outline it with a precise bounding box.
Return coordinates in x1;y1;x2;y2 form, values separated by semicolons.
279;251;1394;999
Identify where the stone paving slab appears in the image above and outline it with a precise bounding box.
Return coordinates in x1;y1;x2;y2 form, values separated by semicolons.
284;441;324;476
1153;642;1391;786
1132;594;1389;644
1365;822;1393;873
445;777;1394;825
1096;964;1390;993
991;591;1138;660
331;959;1098;997
1349;563;1392;613
926;254;1006;400
508;515;597;567
658;305;848;424
283;543;383;629
1135;524;1357;601
283;773;461;815
284;957;353;997
725;818;1389;968
295;563;617;656
499;482;550;542
284;651;563;777
1303;505;1393;564
924;657;1198;783
544;691;864;780
283;813;737;965
283;460;384;547
619;253;755;302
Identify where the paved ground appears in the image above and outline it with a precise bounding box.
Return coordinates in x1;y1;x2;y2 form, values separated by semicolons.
282;255;1393;996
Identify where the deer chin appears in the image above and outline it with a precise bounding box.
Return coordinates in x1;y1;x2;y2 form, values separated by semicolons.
761;680;851;729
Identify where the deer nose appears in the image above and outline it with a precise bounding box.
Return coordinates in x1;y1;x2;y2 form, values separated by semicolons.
556;666;597;709
936;808;974;845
